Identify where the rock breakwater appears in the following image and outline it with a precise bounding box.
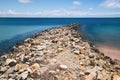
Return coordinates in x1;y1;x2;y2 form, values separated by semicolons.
0;24;120;80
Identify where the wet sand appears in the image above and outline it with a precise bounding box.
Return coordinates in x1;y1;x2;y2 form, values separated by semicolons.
97;45;120;60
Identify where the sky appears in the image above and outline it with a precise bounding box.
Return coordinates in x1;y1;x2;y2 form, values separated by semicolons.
0;0;120;17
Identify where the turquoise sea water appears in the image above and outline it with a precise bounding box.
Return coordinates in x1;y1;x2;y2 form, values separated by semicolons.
78;22;120;48
0;18;120;53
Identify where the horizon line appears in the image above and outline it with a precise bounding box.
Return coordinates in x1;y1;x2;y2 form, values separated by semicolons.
0;17;120;18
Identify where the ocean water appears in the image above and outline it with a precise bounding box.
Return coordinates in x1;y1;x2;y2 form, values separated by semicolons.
78;19;120;47
0;18;120;53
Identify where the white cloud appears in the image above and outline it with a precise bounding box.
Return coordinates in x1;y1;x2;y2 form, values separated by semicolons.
89;12;120;16
0;9;120;17
88;8;93;10
0;11;4;15
0;10;17;15
73;1;81;6
7;10;17;15
100;0;120;8
0;9;89;17
18;0;31;4
36;9;88;16
0;10;34;16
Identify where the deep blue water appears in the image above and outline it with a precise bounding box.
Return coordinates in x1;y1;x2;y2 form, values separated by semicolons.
0;18;120;53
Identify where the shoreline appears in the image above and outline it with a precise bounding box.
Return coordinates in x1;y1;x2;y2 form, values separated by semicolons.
96;44;120;60
0;24;120;80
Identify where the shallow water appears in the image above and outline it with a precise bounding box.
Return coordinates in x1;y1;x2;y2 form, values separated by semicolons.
78;24;120;48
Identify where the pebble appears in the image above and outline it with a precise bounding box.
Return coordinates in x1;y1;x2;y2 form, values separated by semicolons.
80;49;87;54
0;67;7;74
15;64;21;71
73;50;80;55
59;65;67;70
85;72;96;80
113;74;120;80
24;38;32;43
84;72;90;75
27;63;40;73
74;55;81;60
30;48;37;51
32;39;40;45
36;51;44;56
6;59;16;67
23;57;29;63
6;68;14;74
8;78;14;80
39;67;48;74
57;48;63;52
20;71;29;79
49;70;57;74
36;45;45;51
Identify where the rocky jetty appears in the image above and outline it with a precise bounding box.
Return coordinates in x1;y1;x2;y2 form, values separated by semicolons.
0;24;120;80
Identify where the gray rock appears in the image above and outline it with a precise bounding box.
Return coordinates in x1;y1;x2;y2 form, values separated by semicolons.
30;48;37;51
73;50;80;55
36;51;44;56
24;38;32;43
20;71;29;80
37;45;46;51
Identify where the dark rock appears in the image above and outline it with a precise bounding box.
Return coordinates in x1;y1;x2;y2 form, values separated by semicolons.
0;62;2;66
70;39;74;41
115;66;120;70
94;48;100;53
6;59;17;66
31;54;34;57
96;57;100;60
89;61;95;66
0;71;4;74
88;41;94;47
84;72;90;75
89;55;94;58
9;61;16;67
23;57;29;63
68;24;81;30
110;60;116;65
52;40;58;43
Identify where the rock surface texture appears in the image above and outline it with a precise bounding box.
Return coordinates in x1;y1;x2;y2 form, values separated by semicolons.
0;24;120;80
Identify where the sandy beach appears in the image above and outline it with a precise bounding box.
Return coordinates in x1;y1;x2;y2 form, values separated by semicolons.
97;44;120;60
